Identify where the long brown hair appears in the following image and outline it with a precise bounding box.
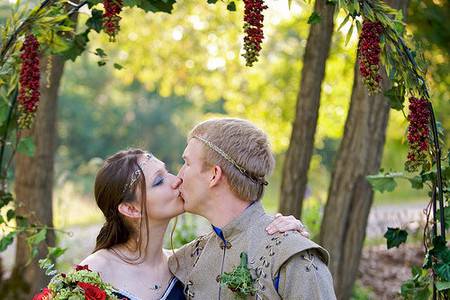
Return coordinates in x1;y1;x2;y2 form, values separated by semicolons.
93;149;150;263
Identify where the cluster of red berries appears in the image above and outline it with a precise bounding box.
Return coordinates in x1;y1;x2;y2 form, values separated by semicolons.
405;96;430;172
18;34;40;129
242;0;268;67
357;20;384;95
103;0;123;41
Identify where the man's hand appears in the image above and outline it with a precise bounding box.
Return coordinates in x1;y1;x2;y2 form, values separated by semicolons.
265;213;309;238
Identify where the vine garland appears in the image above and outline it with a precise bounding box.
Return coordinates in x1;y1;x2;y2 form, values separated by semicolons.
0;0;446;297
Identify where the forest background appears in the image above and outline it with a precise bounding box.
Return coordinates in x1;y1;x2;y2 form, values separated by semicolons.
0;0;448;298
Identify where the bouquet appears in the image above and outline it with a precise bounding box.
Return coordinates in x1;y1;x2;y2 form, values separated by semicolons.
33;265;121;300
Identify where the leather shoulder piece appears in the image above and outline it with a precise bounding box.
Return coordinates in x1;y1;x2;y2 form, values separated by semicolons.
270;232;330;275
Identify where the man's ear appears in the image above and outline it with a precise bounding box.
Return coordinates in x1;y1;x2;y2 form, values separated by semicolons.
209;165;223;188
118;202;141;219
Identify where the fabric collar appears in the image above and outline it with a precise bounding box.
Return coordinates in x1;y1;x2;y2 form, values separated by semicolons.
211;201;265;242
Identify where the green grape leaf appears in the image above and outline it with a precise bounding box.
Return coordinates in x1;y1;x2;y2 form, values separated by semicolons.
0;232;15;251
17;137;35;157
6;209;15;221
227;2;236;11
85;9;103;33
307;11;321;24
384;85;405;110
367;172;400;193
436;281;450;291
384;227;408;249
27;228;47;248
61;30;90;62
113;63;124;70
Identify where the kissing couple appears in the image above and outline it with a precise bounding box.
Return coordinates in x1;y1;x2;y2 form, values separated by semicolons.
81;118;336;300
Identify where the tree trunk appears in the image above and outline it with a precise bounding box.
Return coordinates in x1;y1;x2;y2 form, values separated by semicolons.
319;2;408;299
278;0;335;218
10;54;66;299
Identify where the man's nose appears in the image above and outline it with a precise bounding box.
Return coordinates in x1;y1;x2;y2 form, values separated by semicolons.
172;176;183;189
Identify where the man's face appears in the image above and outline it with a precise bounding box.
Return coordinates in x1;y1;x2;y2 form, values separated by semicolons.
178;138;211;215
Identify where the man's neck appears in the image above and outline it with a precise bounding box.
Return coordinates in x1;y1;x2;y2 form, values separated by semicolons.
202;192;250;228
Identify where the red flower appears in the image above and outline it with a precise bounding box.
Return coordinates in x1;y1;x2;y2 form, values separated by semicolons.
77;282;107;300
32;287;52;300
357;20;384;95
18;34;41;129
242;0;268;66
405;96;430;172
75;265;91;271
103;0;123;41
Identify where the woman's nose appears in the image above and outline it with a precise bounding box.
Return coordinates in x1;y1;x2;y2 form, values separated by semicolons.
171;176;183;189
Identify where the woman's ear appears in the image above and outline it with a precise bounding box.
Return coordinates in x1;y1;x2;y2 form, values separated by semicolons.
118;202;141;219
209;165;223;188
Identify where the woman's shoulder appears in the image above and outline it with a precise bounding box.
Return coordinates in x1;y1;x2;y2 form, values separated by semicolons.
79;249;114;274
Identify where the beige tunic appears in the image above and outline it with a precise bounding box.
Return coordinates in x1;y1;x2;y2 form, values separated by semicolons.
169;202;336;300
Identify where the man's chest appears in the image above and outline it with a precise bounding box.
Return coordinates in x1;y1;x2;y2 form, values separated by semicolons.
183;235;283;300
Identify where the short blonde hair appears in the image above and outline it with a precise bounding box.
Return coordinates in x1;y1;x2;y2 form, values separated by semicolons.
188;118;275;202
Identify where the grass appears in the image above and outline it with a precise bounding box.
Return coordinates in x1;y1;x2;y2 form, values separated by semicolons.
53;181;103;228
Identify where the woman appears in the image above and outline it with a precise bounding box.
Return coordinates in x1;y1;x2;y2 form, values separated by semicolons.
81;149;306;300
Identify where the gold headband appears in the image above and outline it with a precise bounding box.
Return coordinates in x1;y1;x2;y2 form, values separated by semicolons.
122;153;153;193
193;135;268;186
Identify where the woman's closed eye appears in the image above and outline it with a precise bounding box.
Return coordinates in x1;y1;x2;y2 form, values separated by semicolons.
152;175;164;187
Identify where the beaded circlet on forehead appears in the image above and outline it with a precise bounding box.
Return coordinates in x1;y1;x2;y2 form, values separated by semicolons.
192;135;268;186
122;153;153;193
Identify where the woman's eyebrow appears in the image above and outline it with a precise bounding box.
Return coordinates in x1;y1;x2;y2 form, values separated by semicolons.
151;165;167;181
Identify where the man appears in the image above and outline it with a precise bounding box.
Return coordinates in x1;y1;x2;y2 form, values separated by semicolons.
169;118;336;299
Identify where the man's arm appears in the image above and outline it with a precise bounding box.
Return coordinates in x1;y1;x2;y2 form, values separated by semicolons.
277;249;336;300
168;235;208;283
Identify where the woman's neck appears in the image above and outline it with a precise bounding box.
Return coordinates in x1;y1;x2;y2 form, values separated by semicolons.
114;221;169;267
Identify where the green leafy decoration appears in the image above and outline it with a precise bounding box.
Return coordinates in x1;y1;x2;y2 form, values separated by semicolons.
408;176;423;189
436;281;450;292
16;215;29;228
424;236;447;269
400;266;431;300
47;246;67;260
27;227;48;258
384;227;408;249
207;0;218;3
436;207;450;230
337;14;350;31
17;136;36;157
220;252;256;299
94;48;107;58
307;11;321;25
227;2;236;12
0;101;10;127
6;209;15;221
0;232;16;252
436;262;450;282
61;30;90;62
132;0;177;13
344;23;354;46
87;0;103;9
85;9;103;33
367;172;401;193
384;84;405;110
113;63;123;70
0;192;13;209
432;243;450;282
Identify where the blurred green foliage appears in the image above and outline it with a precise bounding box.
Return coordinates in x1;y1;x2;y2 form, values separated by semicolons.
0;0;448;221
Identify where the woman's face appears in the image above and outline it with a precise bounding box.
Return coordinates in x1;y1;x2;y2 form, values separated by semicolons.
138;155;184;221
